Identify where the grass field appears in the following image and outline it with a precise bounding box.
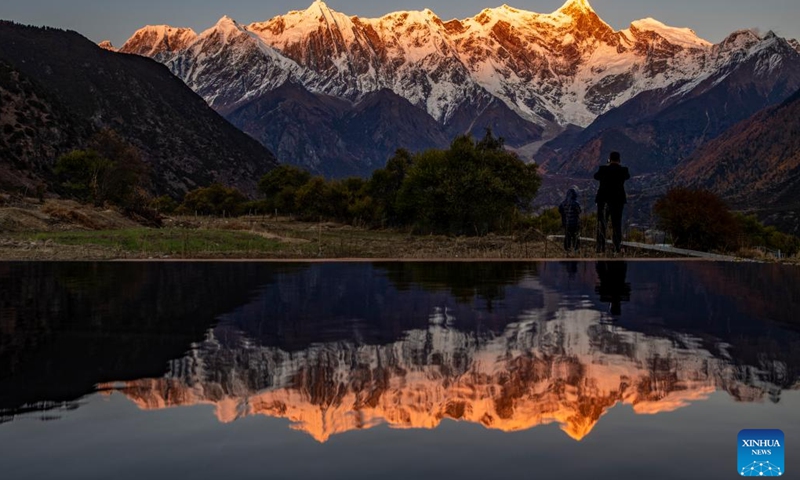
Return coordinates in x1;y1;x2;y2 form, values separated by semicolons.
26;228;282;256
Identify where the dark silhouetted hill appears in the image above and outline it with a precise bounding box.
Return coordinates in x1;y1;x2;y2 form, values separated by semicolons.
0;21;278;196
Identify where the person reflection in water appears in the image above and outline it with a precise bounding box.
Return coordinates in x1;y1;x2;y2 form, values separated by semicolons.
595;261;631;316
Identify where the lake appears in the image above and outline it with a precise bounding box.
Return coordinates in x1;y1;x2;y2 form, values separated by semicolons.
1;261;799;479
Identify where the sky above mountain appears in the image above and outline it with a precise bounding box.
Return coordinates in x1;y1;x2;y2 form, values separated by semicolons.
2;0;798;47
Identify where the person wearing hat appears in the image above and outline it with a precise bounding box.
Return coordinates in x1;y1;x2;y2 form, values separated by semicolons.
594;151;630;253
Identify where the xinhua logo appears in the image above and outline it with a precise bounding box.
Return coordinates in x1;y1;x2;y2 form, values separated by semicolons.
738;429;785;476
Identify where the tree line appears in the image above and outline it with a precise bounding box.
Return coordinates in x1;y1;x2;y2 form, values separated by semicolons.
51;129;799;254
154;131;542;236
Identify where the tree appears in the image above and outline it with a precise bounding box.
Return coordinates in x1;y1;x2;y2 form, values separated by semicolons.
338;177;370;223
396;131;540;235
653;187;741;251
368;148;413;225
476;127;504;151
294;177;335;221
54;129;148;208
88;129;149;207
258;165;312;215
243;131;541;234
54;150;112;204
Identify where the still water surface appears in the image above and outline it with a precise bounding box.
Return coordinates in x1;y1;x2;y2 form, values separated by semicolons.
1;261;799;479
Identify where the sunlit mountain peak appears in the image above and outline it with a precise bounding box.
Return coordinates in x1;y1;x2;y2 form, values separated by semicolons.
214;15;237;26
300;0;337;16
556;0;596;16
121;24;198;58
204;15;248;39
98;40;116;51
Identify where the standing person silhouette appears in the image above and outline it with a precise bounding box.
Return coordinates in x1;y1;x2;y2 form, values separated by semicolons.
558;186;582;253
595;261;632;316
594;151;630;253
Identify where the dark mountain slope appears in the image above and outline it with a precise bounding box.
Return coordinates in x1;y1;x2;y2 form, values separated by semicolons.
677;88;800;233
225;82;351;176
442;96;544;150
0;22;278;196
0;59;88;192
227;84;452;177
339;89;451;173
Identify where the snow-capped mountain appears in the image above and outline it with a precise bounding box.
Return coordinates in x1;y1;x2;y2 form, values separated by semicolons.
121;24;197;62
117;0;800;177
121;0;719;129
97;40;116;51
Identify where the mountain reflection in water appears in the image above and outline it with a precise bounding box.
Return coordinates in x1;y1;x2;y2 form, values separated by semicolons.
2;261;799;443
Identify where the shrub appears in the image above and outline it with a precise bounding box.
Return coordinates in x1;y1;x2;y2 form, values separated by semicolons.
627;228;646;243
149;195;178;215
653;187;741;252
532;208;563;235
179;183;248;216
734;213;800;256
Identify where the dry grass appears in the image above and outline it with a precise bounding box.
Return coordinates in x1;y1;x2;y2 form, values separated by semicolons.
0;207;52;232
1;198;138;233
41;202;103;230
737;247;800;264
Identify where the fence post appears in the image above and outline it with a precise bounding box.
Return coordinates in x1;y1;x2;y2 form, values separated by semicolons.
544;233;548;258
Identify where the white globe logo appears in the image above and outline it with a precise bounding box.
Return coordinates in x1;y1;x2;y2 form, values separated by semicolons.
740;461;783;476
